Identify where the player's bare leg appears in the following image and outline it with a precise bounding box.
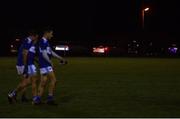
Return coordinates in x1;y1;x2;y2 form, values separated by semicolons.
32;75;48;105
46;71;58;105
31;75;38;97
20;77;32;102
21;87;29;102
38;75;48;97
48;71;57;96
15;76;30;92
31;75;40;105
8;76;30;103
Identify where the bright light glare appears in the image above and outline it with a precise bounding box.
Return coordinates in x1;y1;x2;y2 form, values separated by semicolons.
55;46;69;51
93;47;109;53
144;8;149;12
93;48;105;53
104;47;108;51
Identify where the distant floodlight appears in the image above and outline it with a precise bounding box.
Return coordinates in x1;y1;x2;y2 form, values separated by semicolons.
55;45;69;51
144;8;149;12
93;46;109;54
16;39;20;42
133;40;137;43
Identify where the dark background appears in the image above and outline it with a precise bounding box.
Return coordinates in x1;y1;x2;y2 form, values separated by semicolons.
0;0;179;56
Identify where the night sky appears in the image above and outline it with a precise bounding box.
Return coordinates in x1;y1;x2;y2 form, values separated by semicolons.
0;0;180;54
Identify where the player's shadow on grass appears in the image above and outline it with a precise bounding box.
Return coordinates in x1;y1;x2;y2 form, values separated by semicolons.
59;95;74;104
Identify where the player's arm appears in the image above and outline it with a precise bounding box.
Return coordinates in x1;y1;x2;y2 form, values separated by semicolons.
51;50;64;61
22;49;28;66
22;49;28;76
42;50;53;66
22;39;31;66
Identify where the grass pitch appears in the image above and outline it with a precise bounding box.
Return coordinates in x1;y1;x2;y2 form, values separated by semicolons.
0;57;180;117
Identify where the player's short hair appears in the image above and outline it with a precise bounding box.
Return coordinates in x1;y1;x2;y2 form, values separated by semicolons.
37;27;53;37
27;29;39;36
42;27;53;34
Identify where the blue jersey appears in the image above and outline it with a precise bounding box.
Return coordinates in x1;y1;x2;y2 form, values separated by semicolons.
17;37;33;66
27;43;37;65
39;37;52;68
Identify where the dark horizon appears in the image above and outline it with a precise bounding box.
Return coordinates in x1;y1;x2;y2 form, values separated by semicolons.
0;0;180;55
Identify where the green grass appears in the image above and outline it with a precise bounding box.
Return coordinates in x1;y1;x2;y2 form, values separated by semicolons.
1;57;180;117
